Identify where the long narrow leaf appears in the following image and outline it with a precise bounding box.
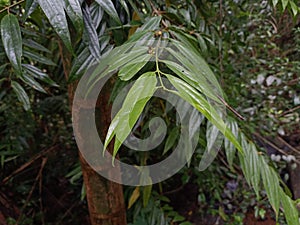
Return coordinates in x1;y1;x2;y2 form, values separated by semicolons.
82;5;101;59
23;50;56;66
104;72;157;157
20;72;46;93
37;0;72;52
166;75;243;154
95;0;122;25
22;64;58;86
64;0;83;34
11;81;30;110
280;189;299;225
1;14;22;75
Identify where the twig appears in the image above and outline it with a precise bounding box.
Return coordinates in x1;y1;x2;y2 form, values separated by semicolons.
16;157;48;225
149;0;169;29
1;144;60;184
277;136;300;155
0;0;25;14
254;133;300;165
217;95;245;121
279;105;300;117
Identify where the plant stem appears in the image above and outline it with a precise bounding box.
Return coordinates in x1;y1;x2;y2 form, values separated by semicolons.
0;0;25;14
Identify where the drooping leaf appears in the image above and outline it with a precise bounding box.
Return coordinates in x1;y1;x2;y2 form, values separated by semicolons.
163;127;179;155
0;14;22;75
200;121;224;171
82;4;101;59
64;0;83;34
163;47;222;103
11;81;30;110
0;63;8;75
280;189;299;225
261;162;280;218
22;64;58;86
37;0;73;52
136;16;162;32
119;0;130;18
23;50;56;66
69;47;95;82
118;53;152;81
87;45;149;89
281;0;289;10
23;39;51;54
94;0;122;25
165;75;243;155
20;72;46;93
238;135;261;197
89;2;104;29
143;185;152;207
103;72;157;157
128;187;140;209
289;1;299;16
224;120;238;169
23;0;38;21
272;0;279;7
169;39;222;96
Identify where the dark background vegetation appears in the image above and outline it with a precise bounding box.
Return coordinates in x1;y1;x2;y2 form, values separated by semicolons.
0;0;299;225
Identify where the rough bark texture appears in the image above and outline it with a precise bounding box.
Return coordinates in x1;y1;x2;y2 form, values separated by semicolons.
58;41;127;225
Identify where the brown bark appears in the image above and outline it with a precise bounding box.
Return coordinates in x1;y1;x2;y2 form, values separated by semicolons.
58;41;127;225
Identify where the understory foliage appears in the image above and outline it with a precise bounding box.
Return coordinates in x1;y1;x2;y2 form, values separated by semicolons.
0;0;299;225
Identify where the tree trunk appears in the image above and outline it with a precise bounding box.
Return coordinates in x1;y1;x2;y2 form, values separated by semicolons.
58;41;127;225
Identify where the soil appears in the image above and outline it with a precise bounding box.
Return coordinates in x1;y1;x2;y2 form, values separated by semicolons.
243;211;276;225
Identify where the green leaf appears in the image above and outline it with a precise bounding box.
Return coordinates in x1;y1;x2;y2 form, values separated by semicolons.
1;14;22;75
165;75;243;155
11;81;30;110
136;16;162;32
224;120;238;169
118;53;152;81
272;0;279;7
23;50;56;66
94;0;122;25
104;72;157;157
23;0;38;21
128;187;140;209
280;189;299;225
170;39;221;93
64;0;83;34
261;162;280;217
282;0;289;10
200;121;224;170
289;1;298;16
69;47;95;82
22;64;58;86
143;185;152;207
23;39;51;54
20;72;46;93
173;215;185;222
163;127;179;155
119;0;130;18
0;63;8;75
196;34;208;56
37;0;73;52
238;136;261;197
87;45;149;89
82;5;101;59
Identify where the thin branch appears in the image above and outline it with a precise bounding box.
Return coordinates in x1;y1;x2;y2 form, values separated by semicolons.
277;136;300;155
1;144;60;184
254;133;300;165
0;0;25;14
16;157;48;225
279;105;300;116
